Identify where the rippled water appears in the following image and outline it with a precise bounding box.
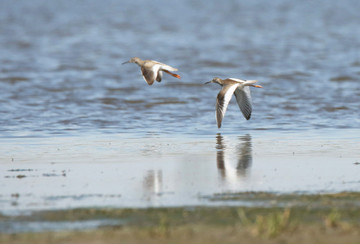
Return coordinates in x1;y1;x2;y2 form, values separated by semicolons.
0;0;360;219
1;0;359;137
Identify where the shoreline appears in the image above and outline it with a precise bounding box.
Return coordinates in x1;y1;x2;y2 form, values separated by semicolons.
1;192;360;243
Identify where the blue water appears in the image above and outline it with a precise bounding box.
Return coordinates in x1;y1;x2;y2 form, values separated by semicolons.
0;1;360;233
0;0;359;137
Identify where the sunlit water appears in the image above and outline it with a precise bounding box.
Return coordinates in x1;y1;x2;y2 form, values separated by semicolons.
0;0;360;217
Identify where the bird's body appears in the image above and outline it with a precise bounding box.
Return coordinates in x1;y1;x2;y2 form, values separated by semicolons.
205;77;262;128
123;57;181;85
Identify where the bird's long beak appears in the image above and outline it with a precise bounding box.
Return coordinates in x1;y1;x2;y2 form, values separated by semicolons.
204;81;212;84
254;85;263;88
122;61;130;65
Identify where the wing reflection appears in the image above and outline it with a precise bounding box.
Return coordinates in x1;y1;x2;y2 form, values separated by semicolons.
236;134;252;176
216;133;252;181
142;170;163;201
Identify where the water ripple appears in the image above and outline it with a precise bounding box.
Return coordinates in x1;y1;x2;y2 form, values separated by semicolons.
0;0;359;136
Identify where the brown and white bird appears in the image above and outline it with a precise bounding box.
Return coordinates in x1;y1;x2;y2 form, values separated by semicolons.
122;57;181;85
205;77;263;128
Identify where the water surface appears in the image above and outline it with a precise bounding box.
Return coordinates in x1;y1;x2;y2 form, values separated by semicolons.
0;0;359;215
1;131;359;214
0;0;359;136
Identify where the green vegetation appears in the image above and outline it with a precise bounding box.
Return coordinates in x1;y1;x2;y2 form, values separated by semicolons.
1;192;360;244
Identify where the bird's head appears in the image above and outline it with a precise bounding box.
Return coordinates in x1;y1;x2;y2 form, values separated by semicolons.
122;57;141;65
205;77;221;85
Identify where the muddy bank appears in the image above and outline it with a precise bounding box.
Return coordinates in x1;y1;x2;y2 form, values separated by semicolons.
1;192;360;243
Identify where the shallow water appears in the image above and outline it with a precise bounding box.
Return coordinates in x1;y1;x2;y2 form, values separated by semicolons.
0;130;359;214
0;219;123;234
0;0;360;216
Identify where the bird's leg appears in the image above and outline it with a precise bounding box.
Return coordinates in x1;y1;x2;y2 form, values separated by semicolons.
163;70;181;79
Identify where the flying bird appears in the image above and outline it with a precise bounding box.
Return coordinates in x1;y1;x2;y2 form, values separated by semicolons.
122;57;181;85
205;77;262;128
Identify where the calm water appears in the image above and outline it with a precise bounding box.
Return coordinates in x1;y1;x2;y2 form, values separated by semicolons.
0;131;359;214
0;0;360;218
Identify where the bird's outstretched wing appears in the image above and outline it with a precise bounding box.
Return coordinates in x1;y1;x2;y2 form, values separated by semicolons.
155;62;180;79
156;71;163;82
152;61;178;72
141;66;155;85
150;61;180;81
216;83;239;128
141;64;161;85
234;86;252;120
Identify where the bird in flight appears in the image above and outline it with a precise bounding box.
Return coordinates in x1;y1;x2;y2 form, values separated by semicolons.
205;77;263;128
123;57;181;85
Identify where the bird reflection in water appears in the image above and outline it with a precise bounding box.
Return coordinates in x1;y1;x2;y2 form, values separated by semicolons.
216;133;252;181
142;170;163;201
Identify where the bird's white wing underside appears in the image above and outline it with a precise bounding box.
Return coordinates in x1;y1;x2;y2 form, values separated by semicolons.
234;86;252;120
152;64;163;82
216;84;239;128
151;64;162;74
151;60;178;71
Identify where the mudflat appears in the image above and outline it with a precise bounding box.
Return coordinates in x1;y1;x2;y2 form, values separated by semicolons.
1;192;360;244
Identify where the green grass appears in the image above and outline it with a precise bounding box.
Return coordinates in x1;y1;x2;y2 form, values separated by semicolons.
1;192;360;244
